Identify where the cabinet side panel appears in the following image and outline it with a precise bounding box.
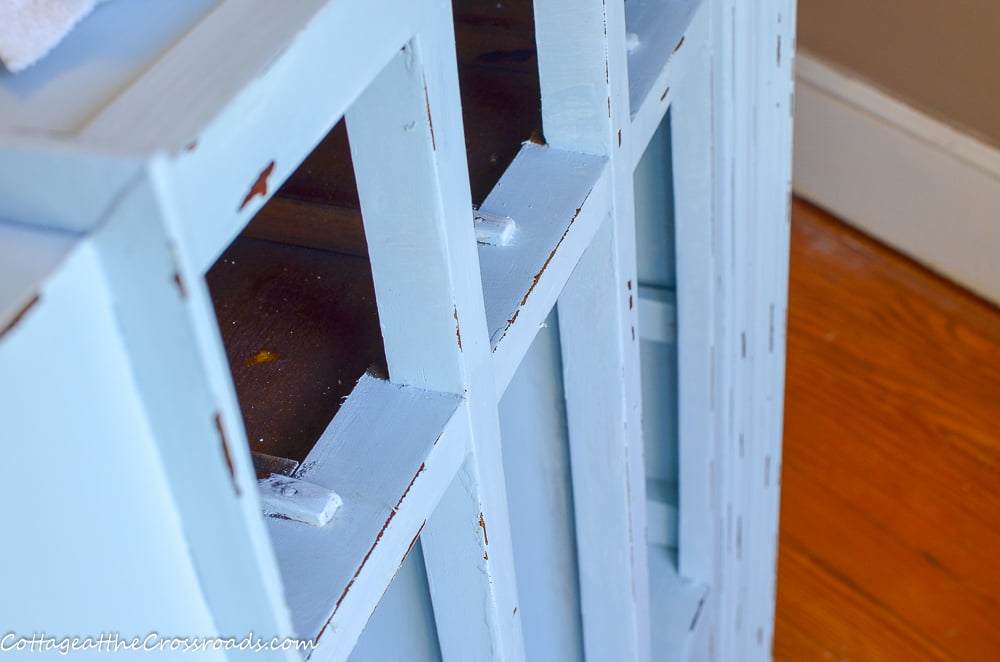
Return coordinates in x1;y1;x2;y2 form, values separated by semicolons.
0;243;223;653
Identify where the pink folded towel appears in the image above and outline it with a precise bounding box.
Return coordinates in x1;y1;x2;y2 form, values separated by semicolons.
0;0;108;73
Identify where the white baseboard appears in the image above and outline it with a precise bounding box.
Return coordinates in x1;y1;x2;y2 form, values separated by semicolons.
793;50;1000;306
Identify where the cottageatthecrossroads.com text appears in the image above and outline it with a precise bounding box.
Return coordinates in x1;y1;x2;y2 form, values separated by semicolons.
1;633;317;655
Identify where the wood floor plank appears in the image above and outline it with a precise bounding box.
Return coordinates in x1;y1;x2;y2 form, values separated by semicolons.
774;199;1000;662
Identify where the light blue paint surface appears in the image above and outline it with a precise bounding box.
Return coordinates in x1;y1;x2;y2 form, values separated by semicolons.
348;312;585;662
499;312;585;662
0;245;222;659
348;540;443;662
634;111;676;290
635;111;680;552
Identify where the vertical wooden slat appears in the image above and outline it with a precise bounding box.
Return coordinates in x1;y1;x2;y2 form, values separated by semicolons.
91;174;299;661
534;1;650;660
706;1;796;660
344;4;525;660
749;1;796;657
670;46;718;588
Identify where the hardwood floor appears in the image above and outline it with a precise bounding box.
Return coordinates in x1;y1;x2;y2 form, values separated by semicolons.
773;200;1000;662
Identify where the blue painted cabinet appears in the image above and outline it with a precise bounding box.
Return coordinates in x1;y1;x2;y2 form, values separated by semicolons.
0;1;795;660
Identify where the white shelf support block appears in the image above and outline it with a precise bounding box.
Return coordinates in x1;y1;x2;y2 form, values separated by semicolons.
258;475;342;528
266;375;466;662
535;0;650;660
345;7;525;660
473;209;516;247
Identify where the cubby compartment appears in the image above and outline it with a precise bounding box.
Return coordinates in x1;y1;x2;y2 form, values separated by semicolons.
204;120;383;471
634;112;679;560
204;0;546;470
453;0;543;204
634;108;710;656
198;0;549;645
206;234;385;465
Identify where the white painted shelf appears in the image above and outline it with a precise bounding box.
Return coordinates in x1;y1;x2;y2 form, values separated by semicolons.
627;0;711;167
267;375;465;660
648;544;710;661
478;142;610;394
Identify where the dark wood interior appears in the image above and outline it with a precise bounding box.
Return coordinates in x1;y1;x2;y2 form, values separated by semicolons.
206;0;541;469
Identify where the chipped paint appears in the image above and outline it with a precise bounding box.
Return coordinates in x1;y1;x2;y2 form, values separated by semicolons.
454;306;463;351
172;272;188;300
401;520;426;564
769;303;775;353
214;413;241;496
239;160;275;211
493;195;590;348
423;80;436;151
167;243;188;300
0;294;39;339
660;87;670;102
329;461;427;621
736;516;743;559
396;463;426;511
511;200;588;321
689;594;707;631
673;36;685;54
478;511;489;546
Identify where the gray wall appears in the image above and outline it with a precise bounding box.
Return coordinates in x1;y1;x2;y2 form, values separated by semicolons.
799;0;1000;148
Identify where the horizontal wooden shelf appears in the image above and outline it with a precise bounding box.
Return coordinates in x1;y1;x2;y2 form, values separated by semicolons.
477;142;611;394
194;0;542;476
266;375;466;658
638;284;678;344
627;0;710;167
647;479;679;549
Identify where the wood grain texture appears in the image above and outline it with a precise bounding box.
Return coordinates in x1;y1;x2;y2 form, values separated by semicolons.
205;236;386;463
774;199;1000;662
229;1;541;257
